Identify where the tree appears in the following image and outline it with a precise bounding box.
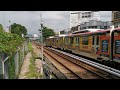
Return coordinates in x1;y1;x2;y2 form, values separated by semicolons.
39;26;55;41
11;23;27;37
0;24;3;32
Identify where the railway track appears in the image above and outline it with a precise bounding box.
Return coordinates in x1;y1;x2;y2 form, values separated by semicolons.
33;42;120;79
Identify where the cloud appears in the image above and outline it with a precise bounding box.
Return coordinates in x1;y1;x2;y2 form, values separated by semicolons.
0;11;112;35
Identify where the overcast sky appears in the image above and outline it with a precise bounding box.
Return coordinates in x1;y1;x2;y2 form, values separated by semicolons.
0;11;112;35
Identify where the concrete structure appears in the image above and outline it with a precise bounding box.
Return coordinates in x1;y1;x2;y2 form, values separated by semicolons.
59;28;71;35
4;26;10;33
80;20;112;30
70;20;112;33
33;34;39;38
112;11;120;28
70;11;100;28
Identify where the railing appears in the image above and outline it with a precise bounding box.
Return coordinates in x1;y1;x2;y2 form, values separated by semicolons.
0;41;28;79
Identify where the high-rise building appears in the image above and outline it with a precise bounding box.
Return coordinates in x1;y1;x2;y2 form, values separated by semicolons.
70;11;100;28
112;11;120;28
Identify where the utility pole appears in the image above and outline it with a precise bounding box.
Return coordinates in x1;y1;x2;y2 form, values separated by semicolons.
110;25;114;61
9;21;12;33
40;13;44;76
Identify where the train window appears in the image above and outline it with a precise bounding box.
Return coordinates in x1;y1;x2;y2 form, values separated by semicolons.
92;36;94;45
82;36;88;45
65;37;68;44
70;37;74;44
96;36;99;45
76;37;78;44
78;37;80;44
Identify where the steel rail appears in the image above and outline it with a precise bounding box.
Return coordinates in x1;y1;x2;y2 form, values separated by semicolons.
50;47;120;78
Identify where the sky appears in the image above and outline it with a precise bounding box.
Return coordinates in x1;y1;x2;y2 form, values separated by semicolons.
0;11;112;35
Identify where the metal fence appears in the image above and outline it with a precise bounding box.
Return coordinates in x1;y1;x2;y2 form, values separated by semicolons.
0;41;28;79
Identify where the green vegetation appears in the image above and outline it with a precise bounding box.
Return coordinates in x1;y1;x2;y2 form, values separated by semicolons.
25;42;42;79
39;26;55;41
27;42;33;52
0;24;23;55
0;24;3;32
25;56;42;79
8;56;16;79
11;23;27;37
0;24;26;79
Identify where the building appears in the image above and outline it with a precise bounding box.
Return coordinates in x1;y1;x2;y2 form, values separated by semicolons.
70;11;100;28
33;34;39;38
59;28;71;35
70;11;80;28
70;20;112;33
71;25;80;32
112;11;120;28
4;26;10;33
80;20;112;30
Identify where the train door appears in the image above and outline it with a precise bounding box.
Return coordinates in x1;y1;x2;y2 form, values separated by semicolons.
92;35;100;55
113;30;120;63
56;38;59;48
65;37;69;49
75;37;80;50
70;36;74;49
99;35;110;59
62;36;65;50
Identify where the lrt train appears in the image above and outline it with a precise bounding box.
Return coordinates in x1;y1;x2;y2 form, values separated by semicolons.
46;27;120;68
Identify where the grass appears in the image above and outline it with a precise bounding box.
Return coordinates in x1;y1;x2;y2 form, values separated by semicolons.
21;42;42;79
27;42;33;52
25;53;42;79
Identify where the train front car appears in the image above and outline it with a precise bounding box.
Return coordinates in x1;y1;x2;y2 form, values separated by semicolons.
46;36;58;48
57;35;66;50
46;38;51;47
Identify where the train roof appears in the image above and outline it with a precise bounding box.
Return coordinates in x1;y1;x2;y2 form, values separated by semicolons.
46;36;58;39
113;27;120;32
46;34;67;39
72;29;104;34
58;34;67;37
66;29;110;37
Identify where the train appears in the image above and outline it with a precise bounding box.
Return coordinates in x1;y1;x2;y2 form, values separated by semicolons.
45;27;120;69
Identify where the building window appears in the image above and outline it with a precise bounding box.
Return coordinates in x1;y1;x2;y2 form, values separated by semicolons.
114;12;120;19
95;26;97;28
104;26;107;29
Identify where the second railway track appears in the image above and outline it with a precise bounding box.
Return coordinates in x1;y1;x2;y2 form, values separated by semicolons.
33;42;120;79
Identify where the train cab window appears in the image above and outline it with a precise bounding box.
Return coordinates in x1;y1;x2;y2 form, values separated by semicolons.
82;36;88;45
92;36;94;45
96;36;99;45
